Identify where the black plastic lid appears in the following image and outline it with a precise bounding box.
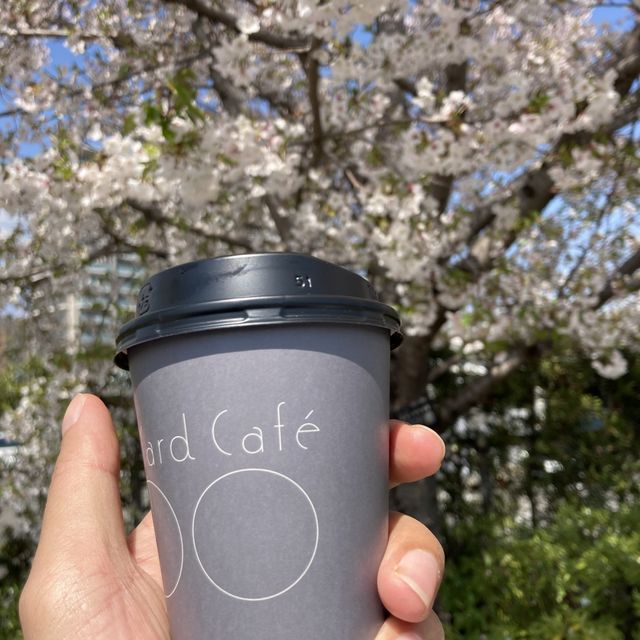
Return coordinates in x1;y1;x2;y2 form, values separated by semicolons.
114;252;402;370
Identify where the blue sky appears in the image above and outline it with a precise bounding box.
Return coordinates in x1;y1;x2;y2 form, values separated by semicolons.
592;4;635;27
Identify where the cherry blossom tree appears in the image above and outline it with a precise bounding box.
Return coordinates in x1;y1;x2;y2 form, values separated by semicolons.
1;0;639;555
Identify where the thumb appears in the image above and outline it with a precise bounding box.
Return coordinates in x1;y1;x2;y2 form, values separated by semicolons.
33;393;127;563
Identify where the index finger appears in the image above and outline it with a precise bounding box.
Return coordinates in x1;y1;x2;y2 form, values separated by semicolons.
389;420;445;488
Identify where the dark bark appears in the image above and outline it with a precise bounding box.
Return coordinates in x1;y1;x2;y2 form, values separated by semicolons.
391;335;435;413
165;0;311;51
595;246;640;308
390;475;443;542
299;39;324;166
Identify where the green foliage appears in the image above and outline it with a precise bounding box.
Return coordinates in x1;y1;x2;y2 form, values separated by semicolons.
166;68;205;124
528;90;551;114
441;499;640;640
0;578;23;640
0;346;32;639
142;68;204;148
0;529;30;640
430;345;640;639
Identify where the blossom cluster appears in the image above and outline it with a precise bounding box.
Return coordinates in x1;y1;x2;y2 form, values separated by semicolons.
0;0;637;385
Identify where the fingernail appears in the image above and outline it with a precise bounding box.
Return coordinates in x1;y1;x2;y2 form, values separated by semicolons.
414;424;446;461
394;549;440;613
397;633;422;640
62;394;87;436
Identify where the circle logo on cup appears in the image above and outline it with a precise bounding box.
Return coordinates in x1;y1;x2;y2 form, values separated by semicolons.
147;480;184;598
192;468;319;601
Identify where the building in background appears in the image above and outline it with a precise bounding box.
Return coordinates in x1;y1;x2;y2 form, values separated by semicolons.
64;253;143;349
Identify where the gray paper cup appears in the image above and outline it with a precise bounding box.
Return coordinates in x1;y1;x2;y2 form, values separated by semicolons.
115;253;402;640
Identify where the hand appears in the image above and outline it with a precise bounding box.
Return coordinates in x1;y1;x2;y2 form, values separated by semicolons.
19;394;446;639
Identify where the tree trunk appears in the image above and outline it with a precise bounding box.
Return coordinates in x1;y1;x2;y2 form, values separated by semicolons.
390;335;446;540
390;476;443;542
390;335;434;413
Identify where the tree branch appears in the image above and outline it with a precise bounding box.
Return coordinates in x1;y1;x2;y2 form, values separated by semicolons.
124;198;255;251
453;101;637;279
0;244;119;287
0;28;103;39
608;89;640;132
433;240;640;428
0;107;22;119
612;21;640;97
387;19;640;419
432;244;640;428
95;208;170;260
263;194;292;245
558;216;606;298
393;77;417;96
460;166;554;273
299;40;324;166
395;48;468;214
165;0;311;51
430;61;468;214
452;22;640;272
559;158;627;298
435;344;541;429
594;245;640;308
208;64;244;116
427;353;465;383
